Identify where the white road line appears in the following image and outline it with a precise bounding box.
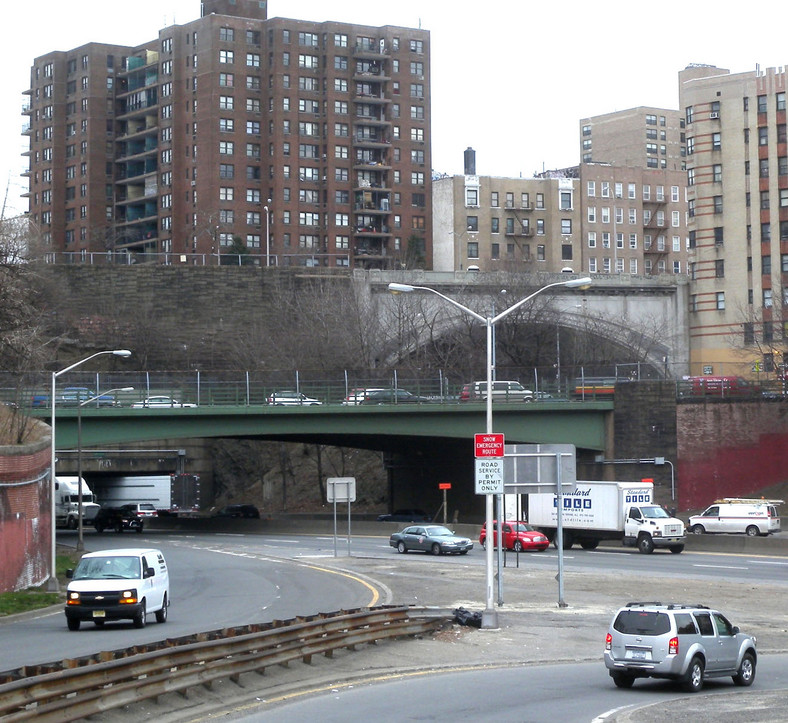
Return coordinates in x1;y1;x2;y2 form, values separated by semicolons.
693;563;748;570
747;559;788;566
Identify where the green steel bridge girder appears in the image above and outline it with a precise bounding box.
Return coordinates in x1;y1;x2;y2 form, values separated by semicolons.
36;402;613;454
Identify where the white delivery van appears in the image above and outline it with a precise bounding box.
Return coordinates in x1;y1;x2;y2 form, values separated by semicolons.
689;498;782;536
64;548;169;630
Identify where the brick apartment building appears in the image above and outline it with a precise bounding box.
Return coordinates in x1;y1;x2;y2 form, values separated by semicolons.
23;0;432;270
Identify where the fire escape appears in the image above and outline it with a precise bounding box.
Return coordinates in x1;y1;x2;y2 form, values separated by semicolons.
642;196;670;274
351;40;393;269
114;50;160;254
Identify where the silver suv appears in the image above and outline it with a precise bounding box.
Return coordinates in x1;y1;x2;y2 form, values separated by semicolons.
604;602;757;692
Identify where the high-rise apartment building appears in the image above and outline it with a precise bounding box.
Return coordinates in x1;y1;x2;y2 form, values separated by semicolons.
23;0;432;269
680;64;787;375
579;107;686;171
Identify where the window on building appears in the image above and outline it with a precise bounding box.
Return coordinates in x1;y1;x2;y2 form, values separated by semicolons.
467;242;479;259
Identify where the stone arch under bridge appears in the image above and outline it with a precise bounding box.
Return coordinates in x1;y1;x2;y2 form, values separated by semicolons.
358;270;690;376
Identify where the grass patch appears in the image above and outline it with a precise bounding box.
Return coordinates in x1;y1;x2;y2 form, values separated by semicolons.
0;548;82;617
0;590;60;616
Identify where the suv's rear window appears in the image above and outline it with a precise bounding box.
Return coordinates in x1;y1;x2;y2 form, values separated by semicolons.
613;610;671;635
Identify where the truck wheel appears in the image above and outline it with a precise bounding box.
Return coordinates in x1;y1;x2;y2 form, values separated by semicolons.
66;617;80;631
133;600;146;629
580;540;599;550
670;545;684;554
562;531;574;549
745;525;759;537
155;595;168;624
637;535;654;554
95;524;104;534
67;517;77;530
691;524;705;535
682;656;704;692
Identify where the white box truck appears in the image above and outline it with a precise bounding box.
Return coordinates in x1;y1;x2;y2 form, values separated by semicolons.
55;476;101;529
93;474;200;516
527;480;686;554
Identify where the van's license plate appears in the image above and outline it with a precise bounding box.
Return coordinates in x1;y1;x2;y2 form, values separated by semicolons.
631;650;646;660
92;610;106;618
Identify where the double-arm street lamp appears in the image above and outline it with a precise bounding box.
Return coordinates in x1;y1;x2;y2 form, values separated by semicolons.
49;349;131;590
75;387;134;551
388;277;592;628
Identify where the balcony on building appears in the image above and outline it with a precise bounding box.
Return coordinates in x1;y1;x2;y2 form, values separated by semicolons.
353;38;390;60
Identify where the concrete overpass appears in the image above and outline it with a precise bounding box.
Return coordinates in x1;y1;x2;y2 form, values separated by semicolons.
355;270;689;376
40;400;614;516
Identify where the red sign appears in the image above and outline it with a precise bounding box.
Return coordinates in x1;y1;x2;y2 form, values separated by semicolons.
474;433;505;458
439;483;452;490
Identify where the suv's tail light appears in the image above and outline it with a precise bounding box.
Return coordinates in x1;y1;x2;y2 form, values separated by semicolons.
669;636;679;655
605;633;612;651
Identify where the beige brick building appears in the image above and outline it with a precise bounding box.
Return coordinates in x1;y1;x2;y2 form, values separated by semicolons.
579;106;686;171
679;64;787;376
23;0;432;270
433;149;689;280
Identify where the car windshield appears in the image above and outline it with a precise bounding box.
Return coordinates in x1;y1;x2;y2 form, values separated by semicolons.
73;555;141;580
641;506;670;519
424;526;454;537
613;610;671;635
512;523;535;532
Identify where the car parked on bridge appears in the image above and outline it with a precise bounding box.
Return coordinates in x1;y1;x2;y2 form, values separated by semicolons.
389;525;473;555
479;521;550;552
604;601;757;692
360;389;430;404
459;381;534;403
342;388;386;405
131;396;197;408
266;391;322;406
60;387;119;407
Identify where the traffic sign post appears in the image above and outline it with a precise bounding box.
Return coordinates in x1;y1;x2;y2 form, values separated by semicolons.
438;482;451;524
327;477;356;557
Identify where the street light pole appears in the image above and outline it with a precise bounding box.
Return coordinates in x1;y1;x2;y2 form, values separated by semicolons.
49;350;131;590
76;387;133;551
388;277;592;628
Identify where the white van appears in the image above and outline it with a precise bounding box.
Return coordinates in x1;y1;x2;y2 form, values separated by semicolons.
688;499;782;537
65;548;169;630
460;380;534;402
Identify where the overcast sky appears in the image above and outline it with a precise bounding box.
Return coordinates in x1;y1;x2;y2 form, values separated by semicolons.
3;0;786;218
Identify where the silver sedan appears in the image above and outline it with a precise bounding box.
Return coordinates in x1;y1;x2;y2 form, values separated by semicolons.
389;525;473;555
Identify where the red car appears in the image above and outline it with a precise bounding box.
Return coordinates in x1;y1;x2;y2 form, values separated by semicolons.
479;521;549;552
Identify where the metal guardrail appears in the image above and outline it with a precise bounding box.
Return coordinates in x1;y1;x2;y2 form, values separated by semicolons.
0;605;451;722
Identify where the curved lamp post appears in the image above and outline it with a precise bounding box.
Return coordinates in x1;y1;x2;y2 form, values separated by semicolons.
76;387;134;551
388;278;592;628
49;349;131;590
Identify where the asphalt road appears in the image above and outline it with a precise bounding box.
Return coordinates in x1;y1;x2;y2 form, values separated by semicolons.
4;528;788;721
